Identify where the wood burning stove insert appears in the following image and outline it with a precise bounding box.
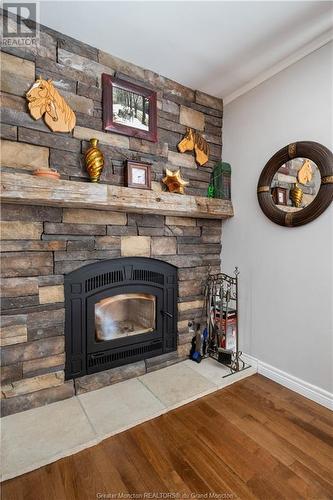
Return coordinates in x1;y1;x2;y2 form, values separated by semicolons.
65;257;178;379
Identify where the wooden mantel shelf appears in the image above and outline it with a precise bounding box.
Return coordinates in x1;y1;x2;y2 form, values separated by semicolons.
0;172;234;220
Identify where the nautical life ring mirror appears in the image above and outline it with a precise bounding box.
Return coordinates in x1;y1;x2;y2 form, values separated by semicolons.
257;141;333;227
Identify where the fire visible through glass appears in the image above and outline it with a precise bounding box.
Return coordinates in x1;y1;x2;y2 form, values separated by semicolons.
95;293;156;341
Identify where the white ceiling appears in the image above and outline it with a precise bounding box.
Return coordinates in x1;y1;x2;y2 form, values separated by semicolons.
39;1;333;102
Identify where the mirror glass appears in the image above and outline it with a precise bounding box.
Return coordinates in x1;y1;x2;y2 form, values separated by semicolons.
270;157;321;212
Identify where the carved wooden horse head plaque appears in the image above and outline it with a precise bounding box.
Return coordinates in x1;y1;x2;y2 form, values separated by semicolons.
26;78;76;133
178;128;210;166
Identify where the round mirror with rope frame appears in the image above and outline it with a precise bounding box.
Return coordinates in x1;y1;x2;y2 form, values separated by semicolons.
257;141;333;227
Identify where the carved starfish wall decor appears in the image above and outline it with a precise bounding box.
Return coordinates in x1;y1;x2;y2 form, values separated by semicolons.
162;168;189;194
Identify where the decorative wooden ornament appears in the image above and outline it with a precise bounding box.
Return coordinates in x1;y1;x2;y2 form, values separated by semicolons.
297;159;313;185
162;168;189;194
290;183;303;207
178;128;195;153
178;128;210;166
194;137;209;166
33;168;60;180
84;138;105;182
26;77;76;132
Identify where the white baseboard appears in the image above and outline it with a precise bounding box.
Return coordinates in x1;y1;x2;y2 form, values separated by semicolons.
242;353;333;410
241;353;258;370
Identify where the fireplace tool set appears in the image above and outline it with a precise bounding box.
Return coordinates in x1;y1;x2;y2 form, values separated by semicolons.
190;267;250;377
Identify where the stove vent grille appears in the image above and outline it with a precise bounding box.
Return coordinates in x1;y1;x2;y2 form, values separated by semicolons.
132;269;164;285
87;341;162;370
85;270;124;293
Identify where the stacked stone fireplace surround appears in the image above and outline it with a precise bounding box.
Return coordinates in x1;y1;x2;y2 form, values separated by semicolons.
0;12;224;416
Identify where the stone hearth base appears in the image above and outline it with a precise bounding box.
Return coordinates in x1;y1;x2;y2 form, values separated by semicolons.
73;351;182;394
1;358;256;482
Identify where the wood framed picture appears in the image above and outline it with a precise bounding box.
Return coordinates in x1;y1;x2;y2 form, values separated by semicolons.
102;74;157;142
271;186;287;206
125;160;152;190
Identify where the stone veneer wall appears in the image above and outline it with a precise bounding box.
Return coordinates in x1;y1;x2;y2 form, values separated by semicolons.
1;207;222;416
0;12;222;193
0;11;223;416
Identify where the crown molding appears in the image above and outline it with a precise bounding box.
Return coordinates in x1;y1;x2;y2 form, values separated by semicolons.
224;28;333;105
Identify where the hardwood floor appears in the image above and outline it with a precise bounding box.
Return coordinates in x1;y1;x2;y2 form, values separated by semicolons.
2;374;333;500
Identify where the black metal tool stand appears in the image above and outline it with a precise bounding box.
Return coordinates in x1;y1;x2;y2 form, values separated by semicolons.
204;267;251;378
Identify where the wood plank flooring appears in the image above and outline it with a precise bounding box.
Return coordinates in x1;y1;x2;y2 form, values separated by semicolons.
2;374;333;500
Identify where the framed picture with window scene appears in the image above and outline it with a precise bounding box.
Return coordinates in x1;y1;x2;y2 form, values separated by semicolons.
102;74;157;142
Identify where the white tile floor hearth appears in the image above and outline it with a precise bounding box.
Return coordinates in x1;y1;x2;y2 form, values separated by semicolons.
1;358;256;482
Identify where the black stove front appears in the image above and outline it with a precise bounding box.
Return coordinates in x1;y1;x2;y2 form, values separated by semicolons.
64;257;177;379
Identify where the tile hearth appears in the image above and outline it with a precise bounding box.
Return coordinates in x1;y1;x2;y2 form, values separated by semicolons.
1;358;256;482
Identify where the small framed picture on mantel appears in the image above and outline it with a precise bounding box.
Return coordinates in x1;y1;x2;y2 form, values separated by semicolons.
102;74;157;142
125;160;152;190
271;186;288;206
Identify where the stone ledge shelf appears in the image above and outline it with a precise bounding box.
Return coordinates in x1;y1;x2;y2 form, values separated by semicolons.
0;172;234;220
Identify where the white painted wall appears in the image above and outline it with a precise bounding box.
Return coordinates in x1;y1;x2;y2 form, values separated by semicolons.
40;1;333;99
222;42;333;393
